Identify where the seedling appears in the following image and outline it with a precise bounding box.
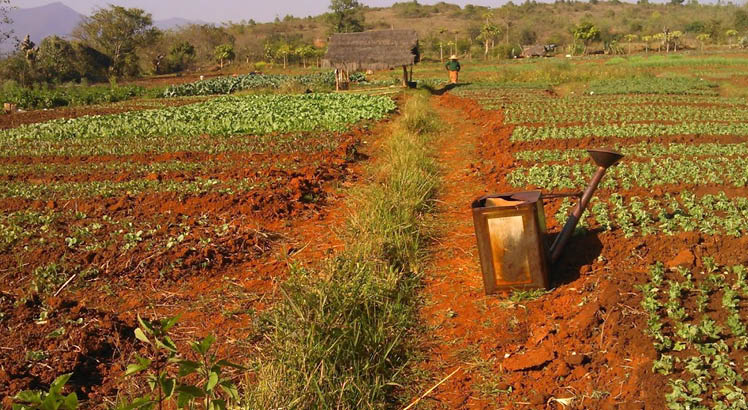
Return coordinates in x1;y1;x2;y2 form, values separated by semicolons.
12;373;77;410
121;315;244;410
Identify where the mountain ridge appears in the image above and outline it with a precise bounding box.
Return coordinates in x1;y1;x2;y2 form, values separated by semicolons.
2;2;205;53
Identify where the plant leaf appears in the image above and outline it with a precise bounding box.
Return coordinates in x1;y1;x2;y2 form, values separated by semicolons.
134;328;150;344
215;359;246;370
206;371;219;391
62;393;78;410
137;315;155;335
177;360;201;377
50;373;73;394
125;356;152;376
160;378;176;400
176;385;205;398
14;391;42;404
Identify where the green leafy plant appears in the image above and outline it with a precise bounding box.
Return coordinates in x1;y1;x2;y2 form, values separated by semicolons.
12;373;78;410
121;316;244;410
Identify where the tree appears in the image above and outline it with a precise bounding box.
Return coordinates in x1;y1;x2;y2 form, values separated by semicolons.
642;35;653;52
276;43;293;69
0;0;13;47
726;29;739;46
572;22;600;55
73;6;159;77
175;25;234;64
214;44;235;69
35;36;79;83
476;13;501;60
166;41;196;73
652;33;665;52
624;34;638;54
295;45;315;68
735;10;748;32
327;0;364;33
670;30;682;51
438;27;448;62
696;33;711;51
19;34;35;65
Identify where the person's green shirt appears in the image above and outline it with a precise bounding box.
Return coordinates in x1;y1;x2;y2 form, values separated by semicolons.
446;60;461;71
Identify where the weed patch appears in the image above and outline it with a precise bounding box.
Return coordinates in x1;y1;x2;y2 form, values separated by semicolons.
247;91;441;408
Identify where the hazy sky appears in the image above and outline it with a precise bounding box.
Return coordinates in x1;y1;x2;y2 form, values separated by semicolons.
19;0;498;23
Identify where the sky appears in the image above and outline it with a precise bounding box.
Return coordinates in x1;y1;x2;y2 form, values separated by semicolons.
18;0;498;24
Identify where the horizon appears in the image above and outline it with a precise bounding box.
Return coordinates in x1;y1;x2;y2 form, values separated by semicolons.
15;0;495;24
14;0;746;25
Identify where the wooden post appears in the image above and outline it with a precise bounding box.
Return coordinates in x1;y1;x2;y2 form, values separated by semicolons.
336;68;349;91
402;65;408;87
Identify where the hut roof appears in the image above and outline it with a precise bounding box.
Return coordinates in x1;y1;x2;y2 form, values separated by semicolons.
324;30;420;71
520;45;548;58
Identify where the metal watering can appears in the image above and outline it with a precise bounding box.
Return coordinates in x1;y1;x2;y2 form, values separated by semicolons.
471;149;624;294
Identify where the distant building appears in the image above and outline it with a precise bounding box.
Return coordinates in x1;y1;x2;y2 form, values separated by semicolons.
520;44;557;58
324;29;420;89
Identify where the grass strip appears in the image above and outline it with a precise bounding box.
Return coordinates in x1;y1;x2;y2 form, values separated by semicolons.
246;90;440;408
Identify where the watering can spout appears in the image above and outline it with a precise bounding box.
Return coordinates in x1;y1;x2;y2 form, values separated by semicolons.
549;149;623;264
589;149;624;169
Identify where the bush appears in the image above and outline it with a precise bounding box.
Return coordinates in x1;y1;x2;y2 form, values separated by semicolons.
495;43;524;59
0;83;151;110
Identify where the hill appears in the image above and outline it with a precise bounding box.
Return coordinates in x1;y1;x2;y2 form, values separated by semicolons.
1;2;204;54
2;2;82;53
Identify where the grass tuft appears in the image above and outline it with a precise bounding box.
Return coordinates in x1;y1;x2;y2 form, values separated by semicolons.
247;90;440;409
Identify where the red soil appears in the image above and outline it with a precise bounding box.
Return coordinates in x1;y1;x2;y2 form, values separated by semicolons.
0;120;382;405
415;93;748;409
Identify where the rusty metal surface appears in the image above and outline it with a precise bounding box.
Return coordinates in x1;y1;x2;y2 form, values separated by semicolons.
588;148;624;168
550;149;624;263
472;191;549;294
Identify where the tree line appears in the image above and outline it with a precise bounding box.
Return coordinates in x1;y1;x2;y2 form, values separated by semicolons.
0;0;366;86
1;0;747;87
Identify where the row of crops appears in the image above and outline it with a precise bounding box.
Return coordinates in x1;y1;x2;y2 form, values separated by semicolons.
0;92;396;286
2;93;395;142
640;261;748;409
465;79;748;407
162;72;367;97
553;192;748;238
514;142;748;162
504;104;748;124
508;157;748;189
471;89;748;239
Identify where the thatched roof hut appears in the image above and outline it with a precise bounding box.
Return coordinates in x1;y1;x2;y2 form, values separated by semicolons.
520;45;547;58
323;29;420;72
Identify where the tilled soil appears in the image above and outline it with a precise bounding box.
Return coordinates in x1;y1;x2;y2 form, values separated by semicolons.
417;93;748;409
0;122;381;405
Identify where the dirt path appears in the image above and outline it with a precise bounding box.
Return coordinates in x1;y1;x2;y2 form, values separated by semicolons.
418;93;666;409
419;93;506;408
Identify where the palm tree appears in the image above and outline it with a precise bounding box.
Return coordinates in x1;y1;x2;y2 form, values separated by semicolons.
438;28;448;62
642;35;653;53
696;33;711;51
624;34;638;54
726;29;739;47
477;13;501;60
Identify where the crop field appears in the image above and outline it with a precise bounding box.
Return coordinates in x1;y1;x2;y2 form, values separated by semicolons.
3;53;748;409
433;59;748;408
0;92;396;401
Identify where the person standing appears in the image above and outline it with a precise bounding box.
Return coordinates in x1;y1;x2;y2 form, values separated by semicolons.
446;55;461;84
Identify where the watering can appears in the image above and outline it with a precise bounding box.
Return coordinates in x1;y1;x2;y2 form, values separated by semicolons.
471;149;624;294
